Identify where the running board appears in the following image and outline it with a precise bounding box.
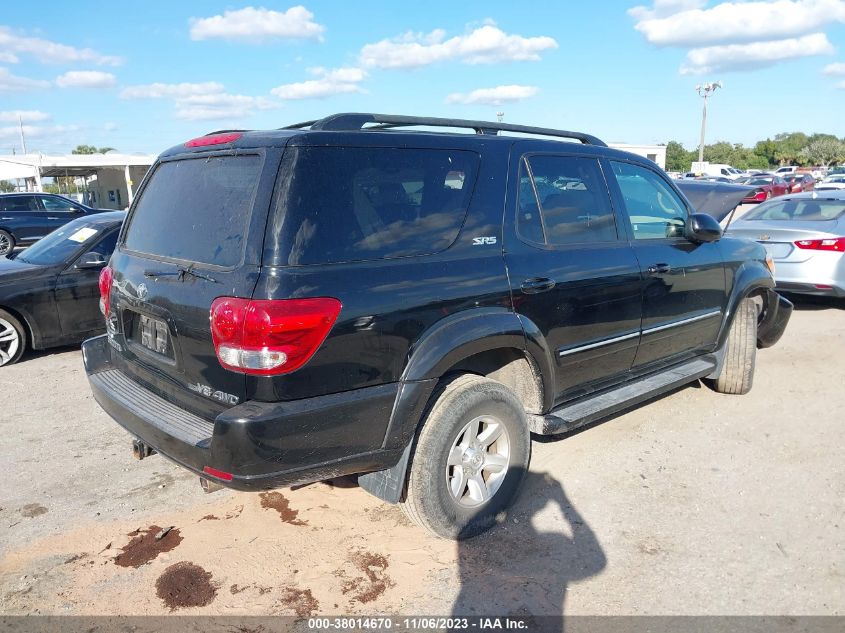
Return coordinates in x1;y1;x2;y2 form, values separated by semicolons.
531;357;717;436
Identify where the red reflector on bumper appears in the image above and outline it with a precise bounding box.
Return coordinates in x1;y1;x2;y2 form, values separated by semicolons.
203;466;233;481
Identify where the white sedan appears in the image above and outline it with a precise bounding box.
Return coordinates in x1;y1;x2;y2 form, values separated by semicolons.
816;174;845;191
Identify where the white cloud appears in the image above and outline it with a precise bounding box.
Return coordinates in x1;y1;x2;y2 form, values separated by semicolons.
360;22;557;69
0;51;18;63
823;62;845;75
629;0;707;20
189;5;325;41
175;92;277;120
119;81;273;120
271;67;366;99
0;67;50;91
631;0;845;47
55;70;116;89
680;33;834;74
0;110;50;123
839;80;845;88
0;124;78;145
120;81;225;99
446;84;539;105
0;25;122;65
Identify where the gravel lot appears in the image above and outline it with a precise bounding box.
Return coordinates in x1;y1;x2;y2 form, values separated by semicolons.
0;297;843;617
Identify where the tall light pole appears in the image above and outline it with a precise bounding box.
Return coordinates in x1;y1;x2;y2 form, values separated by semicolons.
695;81;722;165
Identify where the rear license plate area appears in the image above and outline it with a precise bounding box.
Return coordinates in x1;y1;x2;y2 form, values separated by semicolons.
759;242;793;259
128;312;173;360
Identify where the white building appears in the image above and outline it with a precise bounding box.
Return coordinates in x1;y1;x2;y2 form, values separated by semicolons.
0;153;155;209
608;143;667;170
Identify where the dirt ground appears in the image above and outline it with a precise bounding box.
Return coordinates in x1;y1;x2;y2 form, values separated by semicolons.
1;298;843;617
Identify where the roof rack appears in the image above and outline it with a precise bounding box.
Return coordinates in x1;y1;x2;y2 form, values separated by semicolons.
280;113;606;147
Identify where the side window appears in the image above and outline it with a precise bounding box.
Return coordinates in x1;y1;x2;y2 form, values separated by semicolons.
610;161;688;240
41;196;80;212
0;196;39;212
518;155;617;246
88;230;119;258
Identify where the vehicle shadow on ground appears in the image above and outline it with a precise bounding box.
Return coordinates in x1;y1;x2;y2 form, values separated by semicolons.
452;469;606;627
21;343;81;363
784;294;845;311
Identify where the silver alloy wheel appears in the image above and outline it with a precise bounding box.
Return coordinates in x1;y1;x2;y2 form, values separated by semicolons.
0;317;21;366
0;233;11;256
446;414;510;508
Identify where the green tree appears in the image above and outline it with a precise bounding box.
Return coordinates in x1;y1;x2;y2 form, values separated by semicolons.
71;144;116;154
665;141;693;172
801;138;845;168
773;132;809;166
753;139;778;167
0;180;16;193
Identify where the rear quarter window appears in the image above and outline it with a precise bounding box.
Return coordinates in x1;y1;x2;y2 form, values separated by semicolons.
273;146;479;265
123;155;261;267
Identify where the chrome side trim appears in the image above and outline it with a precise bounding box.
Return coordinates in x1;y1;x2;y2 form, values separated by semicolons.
642;310;722;335
558;331;640;357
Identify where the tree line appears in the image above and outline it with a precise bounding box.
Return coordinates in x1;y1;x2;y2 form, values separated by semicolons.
665;133;845;172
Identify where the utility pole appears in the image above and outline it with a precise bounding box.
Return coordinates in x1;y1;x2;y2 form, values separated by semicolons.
18;114;27;155
496;112;504;123
695;81;722;165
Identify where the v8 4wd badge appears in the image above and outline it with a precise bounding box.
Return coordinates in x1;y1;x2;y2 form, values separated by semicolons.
188;382;239;405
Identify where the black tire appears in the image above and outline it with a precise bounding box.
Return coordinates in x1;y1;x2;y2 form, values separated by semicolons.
706;298;757;395
0;230;14;257
401;374;531;540
0;308;26;367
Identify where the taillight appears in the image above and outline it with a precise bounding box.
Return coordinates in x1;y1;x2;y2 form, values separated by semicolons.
794;238;845;252
185;132;242;148
210;297;342;375
98;266;113;316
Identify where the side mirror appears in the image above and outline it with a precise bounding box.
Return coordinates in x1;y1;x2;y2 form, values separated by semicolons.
686;213;722;243
76;251;108;269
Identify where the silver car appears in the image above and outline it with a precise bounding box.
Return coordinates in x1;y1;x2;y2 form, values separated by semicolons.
726;191;845;297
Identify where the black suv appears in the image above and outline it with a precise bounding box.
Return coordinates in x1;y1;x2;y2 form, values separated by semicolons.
0;193;105;256
82;113;792;539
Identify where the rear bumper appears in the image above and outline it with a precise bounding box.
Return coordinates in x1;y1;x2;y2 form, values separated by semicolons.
757;291;793;349
82;335;403;491
775;281;845;298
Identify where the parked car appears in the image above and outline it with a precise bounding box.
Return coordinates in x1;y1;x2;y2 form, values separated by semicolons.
726;191;845;297
82;113;792;539
742;175;790;203
815;174;845;191
0;193;108;257
694;176;733;183
783;173;815;193
775;166;799;175
0;211;124;366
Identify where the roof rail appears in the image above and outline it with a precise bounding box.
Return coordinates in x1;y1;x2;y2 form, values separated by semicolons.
280;113;606;147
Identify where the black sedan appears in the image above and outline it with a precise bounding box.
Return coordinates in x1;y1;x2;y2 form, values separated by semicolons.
0;211;124;366
0;192;109;256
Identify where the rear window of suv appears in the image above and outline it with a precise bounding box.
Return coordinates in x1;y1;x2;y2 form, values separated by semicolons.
123;155;261;267
273;146;479;265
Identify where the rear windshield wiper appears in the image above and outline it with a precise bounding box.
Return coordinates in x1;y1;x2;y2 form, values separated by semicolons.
144;264;217;283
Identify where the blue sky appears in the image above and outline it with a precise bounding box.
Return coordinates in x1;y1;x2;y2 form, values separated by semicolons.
2;0;845;155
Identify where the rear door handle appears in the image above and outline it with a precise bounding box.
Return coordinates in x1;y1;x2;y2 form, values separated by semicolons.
647;263;672;275
521;277;556;294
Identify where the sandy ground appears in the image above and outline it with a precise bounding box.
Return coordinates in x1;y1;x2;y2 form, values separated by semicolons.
0;298;843;617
